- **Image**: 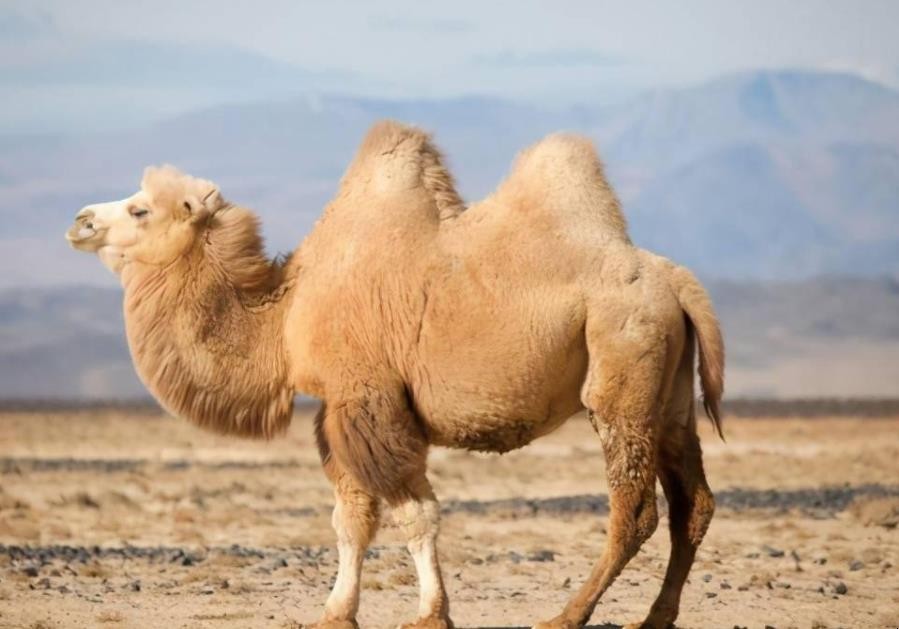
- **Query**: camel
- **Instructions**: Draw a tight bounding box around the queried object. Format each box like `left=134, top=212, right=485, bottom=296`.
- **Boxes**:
left=66, top=120, right=724, bottom=629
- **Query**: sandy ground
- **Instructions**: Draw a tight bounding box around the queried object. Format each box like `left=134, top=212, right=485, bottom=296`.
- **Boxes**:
left=1, top=408, right=898, bottom=629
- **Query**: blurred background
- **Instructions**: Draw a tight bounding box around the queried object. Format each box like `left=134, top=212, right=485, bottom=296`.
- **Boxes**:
left=1, top=0, right=898, bottom=400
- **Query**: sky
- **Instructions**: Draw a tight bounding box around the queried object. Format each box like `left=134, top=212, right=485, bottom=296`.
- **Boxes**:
left=2, top=0, right=899, bottom=132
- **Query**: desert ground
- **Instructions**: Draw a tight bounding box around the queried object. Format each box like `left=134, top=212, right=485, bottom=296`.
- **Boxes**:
left=1, top=406, right=897, bottom=629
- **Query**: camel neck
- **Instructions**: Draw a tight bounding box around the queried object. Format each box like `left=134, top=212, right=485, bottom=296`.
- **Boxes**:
left=121, top=244, right=296, bottom=438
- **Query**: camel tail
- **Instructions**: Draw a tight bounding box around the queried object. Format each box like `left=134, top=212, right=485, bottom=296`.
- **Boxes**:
left=672, top=266, right=725, bottom=440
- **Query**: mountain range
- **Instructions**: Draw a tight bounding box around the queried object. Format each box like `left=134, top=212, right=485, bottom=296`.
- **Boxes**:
left=2, top=69, right=898, bottom=288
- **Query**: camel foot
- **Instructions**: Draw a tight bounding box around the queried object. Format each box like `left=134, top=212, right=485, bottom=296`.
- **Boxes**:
left=305, top=619, right=358, bottom=629
left=397, top=614, right=454, bottom=629
left=532, top=616, right=579, bottom=629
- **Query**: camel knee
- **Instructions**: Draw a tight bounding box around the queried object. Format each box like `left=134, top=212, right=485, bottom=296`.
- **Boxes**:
left=333, top=479, right=380, bottom=546
left=393, top=496, right=441, bottom=547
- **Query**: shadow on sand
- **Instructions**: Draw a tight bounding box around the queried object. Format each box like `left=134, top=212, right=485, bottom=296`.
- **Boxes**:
left=462, top=626, right=621, bottom=629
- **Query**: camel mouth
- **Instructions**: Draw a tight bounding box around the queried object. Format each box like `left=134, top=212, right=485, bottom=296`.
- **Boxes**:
left=66, top=215, right=106, bottom=252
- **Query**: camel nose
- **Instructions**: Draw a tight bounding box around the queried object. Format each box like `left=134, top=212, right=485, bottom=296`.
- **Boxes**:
left=67, top=208, right=102, bottom=247
left=76, top=208, right=95, bottom=229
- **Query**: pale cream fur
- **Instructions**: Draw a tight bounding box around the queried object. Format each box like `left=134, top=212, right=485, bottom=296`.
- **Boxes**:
left=68, top=120, right=724, bottom=629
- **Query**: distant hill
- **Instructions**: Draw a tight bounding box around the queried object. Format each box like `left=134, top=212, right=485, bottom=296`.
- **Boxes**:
left=1, top=69, right=897, bottom=287
left=2, top=278, right=898, bottom=399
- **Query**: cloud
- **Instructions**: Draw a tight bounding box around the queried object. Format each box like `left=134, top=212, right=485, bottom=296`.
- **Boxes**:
left=367, top=16, right=472, bottom=33
left=471, top=49, right=628, bottom=69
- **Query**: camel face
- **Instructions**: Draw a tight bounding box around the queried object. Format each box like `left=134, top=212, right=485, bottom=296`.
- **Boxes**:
left=66, top=165, right=223, bottom=274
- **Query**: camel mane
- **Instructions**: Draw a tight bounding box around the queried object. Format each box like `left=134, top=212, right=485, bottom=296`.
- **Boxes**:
left=204, top=206, right=295, bottom=305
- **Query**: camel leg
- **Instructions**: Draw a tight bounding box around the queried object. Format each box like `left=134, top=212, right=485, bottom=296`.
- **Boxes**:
left=315, top=475, right=381, bottom=629
left=535, top=316, right=665, bottom=628
left=390, top=473, right=452, bottom=629
left=625, top=322, right=716, bottom=629
left=626, top=423, right=714, bottom=629
left=314, top=393, right=449, bottom=627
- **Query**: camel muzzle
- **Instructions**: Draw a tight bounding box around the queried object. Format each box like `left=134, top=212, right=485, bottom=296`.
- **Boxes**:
left=66, top=210, right=105, bottom=251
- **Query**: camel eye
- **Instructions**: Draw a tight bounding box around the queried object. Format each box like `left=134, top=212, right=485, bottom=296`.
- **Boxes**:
left=130, top=208, right=149, bottom=219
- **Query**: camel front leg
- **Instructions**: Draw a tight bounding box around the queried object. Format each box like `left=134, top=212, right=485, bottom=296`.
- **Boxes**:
left=390, top=474, right=451, bottom=629
left=316, top=477, right=380, bottom=629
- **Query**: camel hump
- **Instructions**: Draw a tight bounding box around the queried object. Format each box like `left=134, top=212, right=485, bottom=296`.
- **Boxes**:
left=498, top=133, right=628, bottom=237
left=341, top=120, right=465, bottom=220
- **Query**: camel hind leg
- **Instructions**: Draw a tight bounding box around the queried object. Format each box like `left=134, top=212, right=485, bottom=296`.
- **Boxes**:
left=619, top=314, right=716, bottom=629
left=627, top=356, right=715, bottom=629
left=535, top=311, right=667, bottom=628
left=629, top=426, right=714, bottom=629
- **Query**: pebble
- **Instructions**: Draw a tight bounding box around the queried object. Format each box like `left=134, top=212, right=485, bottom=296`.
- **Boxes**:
left=720, top=581, right=732, bottom=590
left=834, top=582, right=848, bottom=595
left=762, top=545, right=785, bottom=558
left=705, top=592, right=717, bottom=598
left=527, top=549, right=556, bottom=562
left=702, top=573, right=713, bottom=582
left=849, top=560, right=864, bottom=571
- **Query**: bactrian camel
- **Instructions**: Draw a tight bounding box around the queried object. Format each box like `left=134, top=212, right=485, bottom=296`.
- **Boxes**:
left=66, top=120, right=724, bottom=629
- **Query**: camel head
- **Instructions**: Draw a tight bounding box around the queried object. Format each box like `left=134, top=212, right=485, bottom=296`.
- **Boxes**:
left=66, top=165, right=225, bottom=275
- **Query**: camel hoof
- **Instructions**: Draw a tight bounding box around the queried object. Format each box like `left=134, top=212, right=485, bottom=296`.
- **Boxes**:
left=397, top=615, right=454, bottom=629
left=532, top=617, right=578, bottom=629
left=305, top=620, right=359, bottom=629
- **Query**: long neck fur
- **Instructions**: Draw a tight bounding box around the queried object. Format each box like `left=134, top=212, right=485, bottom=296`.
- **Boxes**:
left=122, top=206, right=296, bottom=438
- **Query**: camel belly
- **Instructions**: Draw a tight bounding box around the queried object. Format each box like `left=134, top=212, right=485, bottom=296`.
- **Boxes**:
left=425, top=400, right=583, bottom=453
left=412, top=330, right=589, bottom=454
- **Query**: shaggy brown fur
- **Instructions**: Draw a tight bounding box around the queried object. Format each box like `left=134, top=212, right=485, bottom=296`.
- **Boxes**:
left=121, top=168, right=296, bottom=438
left=68, top=120, right=725, bottom=629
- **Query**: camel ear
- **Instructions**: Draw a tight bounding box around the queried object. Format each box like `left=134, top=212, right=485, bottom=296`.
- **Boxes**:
left=183, top=182, right=223, bottom=222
